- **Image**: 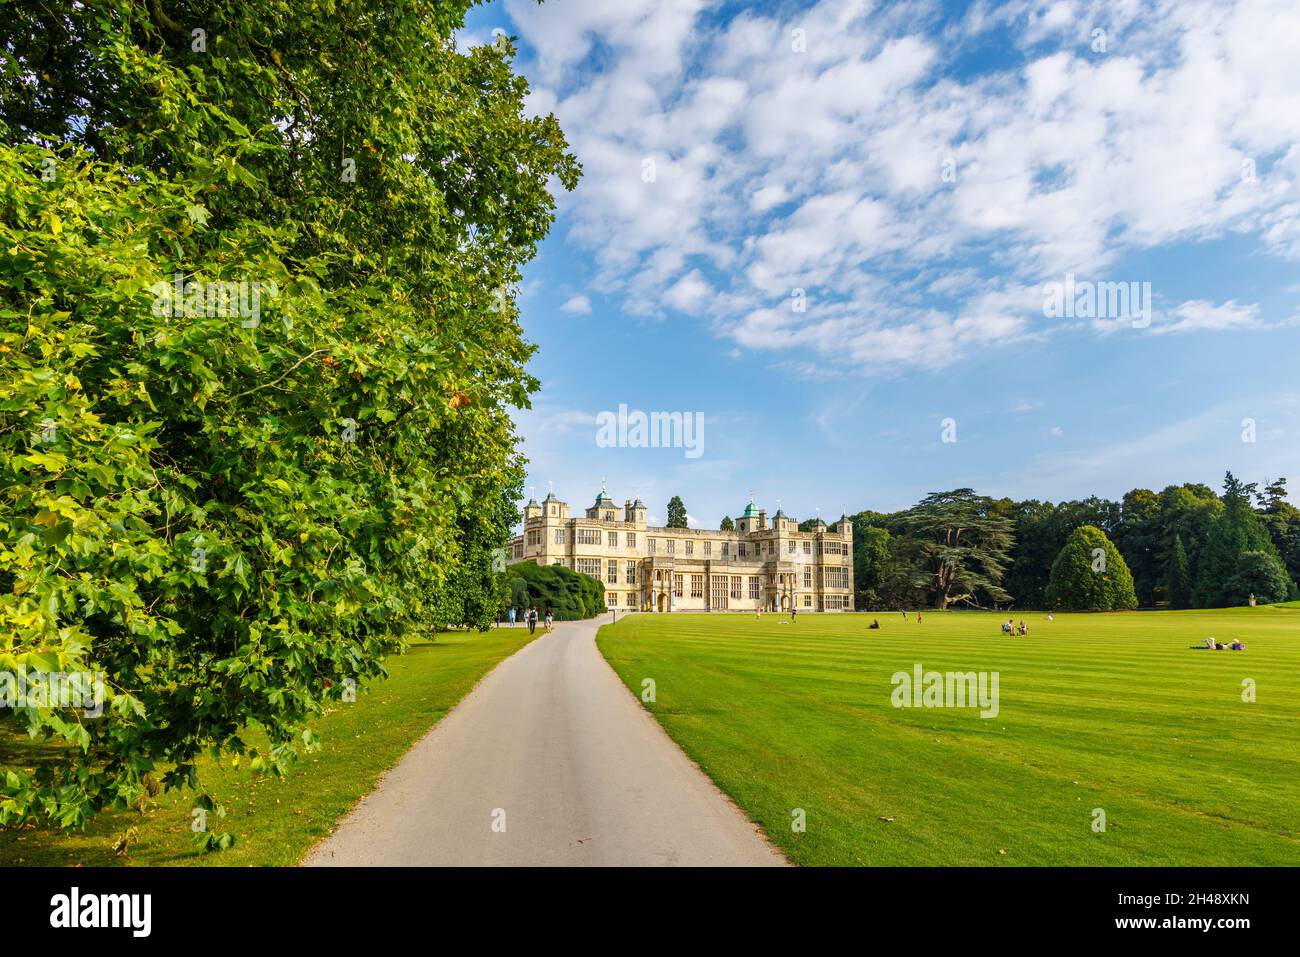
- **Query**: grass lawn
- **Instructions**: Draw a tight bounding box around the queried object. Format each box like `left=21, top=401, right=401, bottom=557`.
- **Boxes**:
left=0, top=628, right=532, bottom=866
left=598, top=606, right=1300, bottom=866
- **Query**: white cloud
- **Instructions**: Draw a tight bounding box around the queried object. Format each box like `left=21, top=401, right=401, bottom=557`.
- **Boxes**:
left=560, top=294, right=592, bottom=315
left=1151, top=299, right=1261, bottom=336
left=507, top=0, right=1300, bottom=370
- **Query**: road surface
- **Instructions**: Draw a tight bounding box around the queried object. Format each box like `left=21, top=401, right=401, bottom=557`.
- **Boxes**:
left=303, top=616, right=787, bottom=866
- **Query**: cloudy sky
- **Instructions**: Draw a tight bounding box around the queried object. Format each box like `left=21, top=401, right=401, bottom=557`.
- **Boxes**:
left=462, top=0, right=1300, bottom=528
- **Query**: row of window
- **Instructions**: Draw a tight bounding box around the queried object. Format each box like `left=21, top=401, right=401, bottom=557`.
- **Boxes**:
left=823, top=567, right=851, bottom=589
left=644, top=538, right=845, bottom=558
left=544, top=555, right=850, bottom=592
left=538, top=529, right=848, bottom=558
left=554, top=529, right=638, bottom=548
left=602, top=592, right=852, bottom=609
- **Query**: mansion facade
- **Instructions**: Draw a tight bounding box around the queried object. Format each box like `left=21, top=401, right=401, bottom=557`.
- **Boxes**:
left=508, top=488, right=854, bottom=613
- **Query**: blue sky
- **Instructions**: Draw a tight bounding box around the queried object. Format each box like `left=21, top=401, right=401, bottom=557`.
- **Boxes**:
left=462, top=0, right=1300, bottom=528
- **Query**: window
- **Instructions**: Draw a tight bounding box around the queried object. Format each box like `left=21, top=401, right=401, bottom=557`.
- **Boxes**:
left=526, top=529, right=541, bottom=546
left=607, top=531, right=618, bottom=548
left=803, top=540, right=811, bottom=554
left=690, top=574, right=704, bottom=598
left=711, top=575, right=729, bottom=609
left=648, top=538, right=656, bottom=555
left=607, top=560, right=618, bottom=584
left=576, top=558, right=601, bottom=577
left=626, top=532, right=636, bottom=548
left=803, top=568, right=812, bottom=588
left=666, top=540, right=675, bottom=555
left=738, top=543, right=747, bottom=558
left=576, top=528, right=601, bottom=545
left=703, top=541, right=711, bottom=556
left=608, top=592, right=617, bottom=606
left=554, top=529, right=566, bottom=545
left=550, top=506, right=556, bottom=516
left=673, top=574, right=683, bottom=598
left=721, top=543, right=730, bottom=559
left=730, top=575, right=743, bottom=600
left=604, top=511, right=615, bottom=521
left=788, top=540, right=797, bottom=553
left=685, top=540, right=693, bottom=556
left=748, top=576, right=760, bottom=600
left=626, top=561, right=638, bottom=584
left=803, top=594, right=812, bottom=607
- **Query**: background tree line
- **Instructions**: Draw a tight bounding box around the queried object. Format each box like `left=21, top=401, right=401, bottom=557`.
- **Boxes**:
left=852, top=473, right=1300, bottom=611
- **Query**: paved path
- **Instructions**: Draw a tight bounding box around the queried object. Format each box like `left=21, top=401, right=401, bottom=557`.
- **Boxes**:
left=303, top=616, right=786, bottom=866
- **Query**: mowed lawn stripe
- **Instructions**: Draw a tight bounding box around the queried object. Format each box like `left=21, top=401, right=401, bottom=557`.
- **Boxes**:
left=597, top=608, right=1300, bottom=865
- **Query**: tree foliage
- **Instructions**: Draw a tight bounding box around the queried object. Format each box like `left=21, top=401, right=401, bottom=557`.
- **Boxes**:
left=1194, top=473, right=1288, bottom=608
left=665, top=495, right=688, bottom=529
left=1166, top=533, right=1192, bottom=610
left=0, top=1, right=577, bottom=831
left=1045, top=525, right=1138, bottom=611
left=892, top=490, right=1014, bottom=609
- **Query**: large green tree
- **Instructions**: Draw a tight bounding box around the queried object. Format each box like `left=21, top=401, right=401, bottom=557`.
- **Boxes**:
left=0, top=1, right=577, bottom=832
left=666, top=495, right=688, bottom=529
left=1001, top=496, right=1122, bottom=608
left=1114, top=488, right=1162, bottom=606
left=850, top=513, right=893, bottom=608
left=1194, top=473, right=1288, bottom=607
left=1256, top=478, right=1300, bottom=597
left=1165, top=533, right=1192, bottom=609
left=893, top=490, right=1014, bottom=609
left=1045, top=525, right=1138, bottom=611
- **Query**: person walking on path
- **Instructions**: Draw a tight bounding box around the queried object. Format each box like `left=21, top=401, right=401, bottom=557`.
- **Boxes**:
left=545, top=607, right=554, bottom=631
left=527, top=607, right=537, bottom=635
left=508, top=606, right=517, bottom=627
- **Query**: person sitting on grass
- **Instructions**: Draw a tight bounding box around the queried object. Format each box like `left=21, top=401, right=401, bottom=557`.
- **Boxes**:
left=869, top=619, right=880, bottom=629
left=1018, top=620, right=1028, bottom=636
left=1001, top=620, right=1012, bottom=634
left=1231, top=639, right=1246, bottom=650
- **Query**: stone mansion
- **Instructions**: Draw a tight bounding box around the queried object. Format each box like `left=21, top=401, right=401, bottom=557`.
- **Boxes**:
left=508, top=487, right=855, bottom=613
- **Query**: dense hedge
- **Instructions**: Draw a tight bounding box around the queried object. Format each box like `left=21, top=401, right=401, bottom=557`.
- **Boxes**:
left=503, top=561, right=606, bottom=621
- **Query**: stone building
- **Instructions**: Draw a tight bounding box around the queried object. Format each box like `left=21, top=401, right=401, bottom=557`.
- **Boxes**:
left=508, top=486, right=855, bottom=613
